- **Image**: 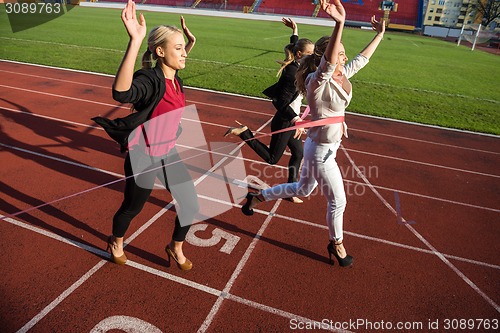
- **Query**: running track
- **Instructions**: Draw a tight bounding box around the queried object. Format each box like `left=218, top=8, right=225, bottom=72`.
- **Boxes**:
left=1, top=60, right=499, bottom=333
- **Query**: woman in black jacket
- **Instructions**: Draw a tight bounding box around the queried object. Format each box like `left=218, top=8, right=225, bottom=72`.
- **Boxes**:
left=93, top=0, right=198, bottom=270
left=224, top=18, right=313, bottom=204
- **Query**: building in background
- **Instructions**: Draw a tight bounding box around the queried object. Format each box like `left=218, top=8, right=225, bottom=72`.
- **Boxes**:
left=423, top=0, right=500, bottom=29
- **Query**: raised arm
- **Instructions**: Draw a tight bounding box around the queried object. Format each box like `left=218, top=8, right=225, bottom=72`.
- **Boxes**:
left=181, top=16, right=196, bottom=54
left=113, top=0, right=147, bottom=92
left=321, top=0, right=346, bottom=65
left=282, top=17, right=298, bottom=36
left=359, top=15, right=385, bottom=59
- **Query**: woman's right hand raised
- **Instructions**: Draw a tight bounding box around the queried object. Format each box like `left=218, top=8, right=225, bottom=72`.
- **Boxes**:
left=282, top=17, right=297, bottom=30
left=320, top=0, right=346, bottom=23
left=121, top=0, right=147, bottom=41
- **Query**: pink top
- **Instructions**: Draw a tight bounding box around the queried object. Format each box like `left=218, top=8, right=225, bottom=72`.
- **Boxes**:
left=128, top=78, right=185, bottom=156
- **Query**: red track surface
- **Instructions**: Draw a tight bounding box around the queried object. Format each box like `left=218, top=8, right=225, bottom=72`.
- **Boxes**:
left=1, top=60, right=499, bottom=333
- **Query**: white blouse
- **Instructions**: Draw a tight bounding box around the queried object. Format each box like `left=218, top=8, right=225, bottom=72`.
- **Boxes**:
left=305, top=53, right=369, bottom=144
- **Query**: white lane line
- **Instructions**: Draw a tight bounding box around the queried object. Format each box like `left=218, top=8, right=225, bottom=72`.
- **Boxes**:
left=0, top=38, right=276, bottom=72
left=197, top=200, right=317, bottom=333
left=2, top=214, right=334, bottom=332
left=0, top=37, right=126, bottom=53
left=341, top=146, right=500, bottom=313
left=0, top=69, right=111, bottom=89
left=5, top=205, right=172, bottom=333
left=3, top=106, right=497, bottom=180
left=3, top=141, right=498, bottom=270
left=3, top=104, right=498, bottom=178
left=195, top=118, right=281, bottom=333
left=271, top=214, right=500, bottom=270
left=345, top=148, right=500, bottom=178
left=0, top=84, right=123, bottom=109
left=2, top=61, right=499, bottom=143
left=2, top=135, right=499, bottom=214
left=2, top=103, right=498, bottom=187
left=354, top=79, right=500, bottom=105
left=0, top=81, right=500, bottom=155
left=0, top=106, right=104, bottom=130
left=6, top=113, right=274, bottom=331
left=126, top=260, right=222, bottom=296
left=1, top=215, right=111, bottom=259
left=227, top=293, right=352, bottom=333
left=126, top=261, right=343, bottom=331
left=0, top=106, right=269, bottom=136
left=0, top=84, right=274, bottom=117
left=0, top=143, right=123, bottom=178
left=342, top=179, right=500, bottom=213
left=2, top=52, right=498, bottom=104
left=16, top=261, right=107, bottom=333
left=348, top=128, right=500, bottom=155
left=1, top=59, right=498, bottom=326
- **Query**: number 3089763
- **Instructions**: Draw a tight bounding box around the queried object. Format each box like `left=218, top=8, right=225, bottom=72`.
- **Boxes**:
left=5, top=2, right=62, bottom=15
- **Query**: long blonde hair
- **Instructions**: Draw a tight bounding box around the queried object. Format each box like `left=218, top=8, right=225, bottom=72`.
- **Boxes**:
left=295, top=36, right=330, bottom=95
left=141, top=25, right=183, bottom=69
left=276, top=38, right=313, bottom=77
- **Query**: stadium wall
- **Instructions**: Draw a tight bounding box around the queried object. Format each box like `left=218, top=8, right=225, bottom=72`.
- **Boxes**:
left=93, top=0, right=423, bottom=30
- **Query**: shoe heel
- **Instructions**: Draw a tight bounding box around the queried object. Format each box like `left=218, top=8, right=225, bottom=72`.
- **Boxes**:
left=223, top=127, right=233, bottom=137
left=165, top=246, right=193, bottom=271
left=327, top=241, right=353, bottom=267
left=223, top=120, right=248, bottom=138
left=241, top=193, right=254, bottom=216
left=241, top=192, right=263, bottom=216
left=106, top=236, right=127, bottom=265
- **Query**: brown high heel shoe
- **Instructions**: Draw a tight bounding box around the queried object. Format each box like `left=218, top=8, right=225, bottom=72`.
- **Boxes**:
left=223, top=120, right=248, bottom=137
left=165, top=245, right=193, bottom=271
left=106, top=236, right=127, bottom=265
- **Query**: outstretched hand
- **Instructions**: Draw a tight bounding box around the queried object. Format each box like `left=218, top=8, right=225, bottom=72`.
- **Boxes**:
left=320, top=0, right=346, bottom=23
left=282, top=17, right=297, bottom=30
left=371, top=15, right=385, bottom=35
left=121, top=0, right=147, bottom=41
left=181, top=16, right=196, bottom=45
left=294, top=128, right=306, bottom=139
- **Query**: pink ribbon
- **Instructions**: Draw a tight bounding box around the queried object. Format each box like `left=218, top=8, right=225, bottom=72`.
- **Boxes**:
left=300, top=105, right=310, bottom=120
left=244, top=114, right=344, bottom=142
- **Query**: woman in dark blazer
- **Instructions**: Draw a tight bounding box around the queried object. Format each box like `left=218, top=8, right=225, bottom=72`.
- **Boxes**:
left=92, top=1, right=198, bottom=270
left=225, top=18, right=313, bottom=204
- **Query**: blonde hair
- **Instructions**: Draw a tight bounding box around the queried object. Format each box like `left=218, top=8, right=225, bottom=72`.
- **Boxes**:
left=276, top=38, right=313, bottom=77
left=295, top=36, right=330, bottom=95
left=130, top=25, right=183, bottom=112
left=141, top=25, right=183, bottom=69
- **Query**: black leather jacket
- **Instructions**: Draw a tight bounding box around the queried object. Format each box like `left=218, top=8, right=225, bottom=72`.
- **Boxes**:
left=92, top=65, right=183, bottom=152
left=262, top=34, right=300, bottom=122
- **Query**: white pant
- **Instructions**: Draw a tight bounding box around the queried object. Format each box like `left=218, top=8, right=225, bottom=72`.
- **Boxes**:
left=261, top=137, right=346, bottom=241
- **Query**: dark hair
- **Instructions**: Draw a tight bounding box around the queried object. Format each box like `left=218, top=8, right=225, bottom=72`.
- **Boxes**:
left=295, top=36, right=330, bottom=94
left=276, top=38, right=313, bottom=77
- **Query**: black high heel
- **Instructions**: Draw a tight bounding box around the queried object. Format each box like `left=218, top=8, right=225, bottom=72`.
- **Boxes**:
left=327, top=241, right=353, bottom=267
left=241, top=192, right=263, bottom=216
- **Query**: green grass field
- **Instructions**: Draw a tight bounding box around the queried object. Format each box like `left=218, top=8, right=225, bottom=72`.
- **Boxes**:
left=1, top=5, right=499, bottom=135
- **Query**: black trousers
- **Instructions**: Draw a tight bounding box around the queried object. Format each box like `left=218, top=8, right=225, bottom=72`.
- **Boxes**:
left=239, top=115, right=303, bottom=183
left=112, top=148, right=199, bottom=242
